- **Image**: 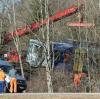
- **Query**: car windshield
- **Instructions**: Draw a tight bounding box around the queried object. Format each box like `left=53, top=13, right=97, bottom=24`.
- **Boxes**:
left=0, top=65, right=10, bottom=73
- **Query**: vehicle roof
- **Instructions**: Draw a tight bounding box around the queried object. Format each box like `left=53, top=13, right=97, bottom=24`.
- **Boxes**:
left=0, top=59, right=12, bottom=67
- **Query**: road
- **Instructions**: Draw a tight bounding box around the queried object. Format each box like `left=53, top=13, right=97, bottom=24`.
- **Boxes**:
left=0, top=93, right=100, bottom=99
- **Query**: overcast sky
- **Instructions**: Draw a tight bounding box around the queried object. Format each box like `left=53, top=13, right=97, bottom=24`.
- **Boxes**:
left=0, top=0, right=21, bottom=13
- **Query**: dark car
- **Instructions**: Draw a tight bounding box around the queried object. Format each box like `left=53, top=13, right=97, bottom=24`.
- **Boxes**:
left=0, top=60, right=27, bottom=93
left=15, top=74, right=27, bottom=92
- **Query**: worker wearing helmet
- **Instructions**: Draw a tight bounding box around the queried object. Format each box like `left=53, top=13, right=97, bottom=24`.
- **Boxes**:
left=8, top=66, right=17, bottom=93
left=0, top=68, right=6, bottom=93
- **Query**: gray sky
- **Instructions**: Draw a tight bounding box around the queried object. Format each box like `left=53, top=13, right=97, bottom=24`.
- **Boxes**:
left=0, top=0, right=21, bottom=13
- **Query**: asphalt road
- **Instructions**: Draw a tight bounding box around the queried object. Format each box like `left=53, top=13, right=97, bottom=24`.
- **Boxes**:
left=0, top=93, right=100, bottom=99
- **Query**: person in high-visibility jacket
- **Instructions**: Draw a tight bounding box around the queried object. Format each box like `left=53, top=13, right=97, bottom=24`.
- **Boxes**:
left=8, top=66, right=17, bottom=93
left=73, top=72, right=81, bottom=89
left=0, top=68, right=6, bottom=93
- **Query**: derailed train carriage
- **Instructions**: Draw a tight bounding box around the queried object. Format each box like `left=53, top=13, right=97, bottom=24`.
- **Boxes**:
left=26, top=39, right=100, bottom=75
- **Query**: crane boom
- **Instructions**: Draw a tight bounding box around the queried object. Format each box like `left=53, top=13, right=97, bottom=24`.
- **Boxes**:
left=4, top=3, right=82, bottom=43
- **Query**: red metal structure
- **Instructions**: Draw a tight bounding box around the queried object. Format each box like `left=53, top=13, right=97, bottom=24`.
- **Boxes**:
left=65, top=0, right=95, bottom=28
left=66, top=22, right=95, bottom=28
left=4, top=1, right=83, bottom=63
left=4, top=2, right=83, bottom=43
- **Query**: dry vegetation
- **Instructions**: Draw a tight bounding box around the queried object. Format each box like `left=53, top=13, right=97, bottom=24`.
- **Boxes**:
left=0, top=0, right=100, bottom=93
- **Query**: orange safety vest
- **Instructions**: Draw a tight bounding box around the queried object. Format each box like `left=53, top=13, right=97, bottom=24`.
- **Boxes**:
left=0, top=71, right=5, bottom=81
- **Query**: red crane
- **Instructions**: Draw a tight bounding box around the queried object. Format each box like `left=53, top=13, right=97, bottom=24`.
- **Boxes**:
left=4, top=2, right=83, bottom=43
left=4, top=1, right=83, bottom=63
